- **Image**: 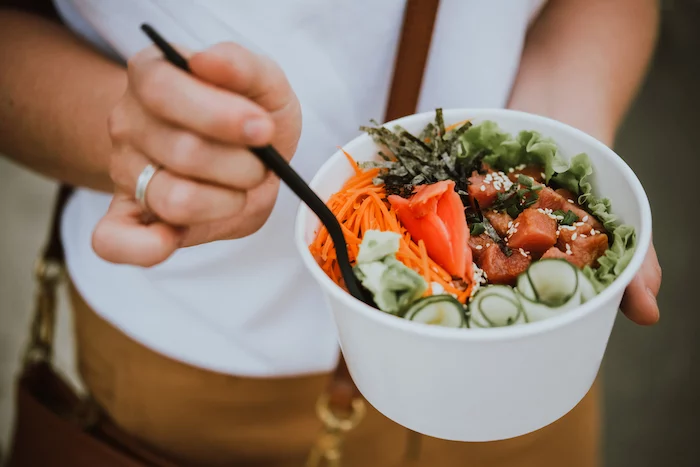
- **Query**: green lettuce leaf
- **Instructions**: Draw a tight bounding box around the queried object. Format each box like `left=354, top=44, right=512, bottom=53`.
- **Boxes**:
left=550, top=152, right=620, bottom=232
left=460, top=123, right=568, bottom=182
left=582, top=225, right=636, bottom=292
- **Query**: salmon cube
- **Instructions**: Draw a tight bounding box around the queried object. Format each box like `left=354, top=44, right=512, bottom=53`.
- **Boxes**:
left=572, top=233, right=609, bottom=267
left=532, top=187, right=565, bottom=211
left=467, top=170, right=512, bottom=208
left=468, top=173, right=498, bottom=208
left=555, top=188, right=605, bottom=231
left=542, top=246, right=570, bottom=262
left=484, top=210, right=513, bottom=238
left=508, top=165, right=545, bottom=184
left=561, top=201, right=605, bottom=231
left=545, top=232, right=609, bottom=268
left=556, top=223, right=593, bottom=247
left=479, top=244, right=531, bottom=285
left=534, top=187, right=605, bottom=232
left=555, top=188, right=577, bottom=201
left=468, top=233, right=493, bottom=262
left=507, top=208, right=558, bottom=257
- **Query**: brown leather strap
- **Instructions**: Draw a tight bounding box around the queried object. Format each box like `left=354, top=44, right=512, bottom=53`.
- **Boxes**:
left=328, top=0, right=441, bottom=413
left=384, top=0, right=441, bottom=123
left=44, top=185, right=74, bottom=264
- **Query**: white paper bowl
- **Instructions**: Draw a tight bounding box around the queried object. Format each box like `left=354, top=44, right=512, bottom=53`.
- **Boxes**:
left=294, top=109, right=652, bottom=442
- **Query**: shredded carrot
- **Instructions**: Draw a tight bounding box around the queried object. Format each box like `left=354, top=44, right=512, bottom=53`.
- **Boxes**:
left=340, top=149, right=359, bottom=175
left=444, top=119, right=471, bottom=133
left=418, top=239, right=432, bottom=296
left=309, top=151, right=473, bottom=304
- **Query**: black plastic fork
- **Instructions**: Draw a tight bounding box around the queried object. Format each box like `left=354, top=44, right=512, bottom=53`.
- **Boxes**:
left=140, top=24, right=372, bottom=306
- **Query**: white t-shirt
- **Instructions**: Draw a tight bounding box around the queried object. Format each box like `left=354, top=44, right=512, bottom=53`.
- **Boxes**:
left=55, top=0, right=547, bottom=376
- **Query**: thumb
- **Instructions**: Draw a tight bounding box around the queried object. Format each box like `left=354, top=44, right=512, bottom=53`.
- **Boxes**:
left=92, top=191, right=186, bottom=267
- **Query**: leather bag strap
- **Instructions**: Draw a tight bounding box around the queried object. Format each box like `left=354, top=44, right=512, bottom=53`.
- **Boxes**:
left=325, top=0, right=441, bottom=415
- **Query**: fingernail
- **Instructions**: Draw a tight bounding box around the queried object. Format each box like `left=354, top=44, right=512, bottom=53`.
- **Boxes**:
left=243, top=118, right=268, bottom=142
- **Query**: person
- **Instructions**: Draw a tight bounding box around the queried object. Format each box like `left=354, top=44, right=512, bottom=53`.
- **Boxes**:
left=0, top=0, right=662, bottom=466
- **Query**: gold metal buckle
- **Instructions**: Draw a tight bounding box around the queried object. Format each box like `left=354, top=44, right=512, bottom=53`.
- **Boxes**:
left=305, top=393, right=366, bottom=467
left=22, top=256, right=64, bottom=366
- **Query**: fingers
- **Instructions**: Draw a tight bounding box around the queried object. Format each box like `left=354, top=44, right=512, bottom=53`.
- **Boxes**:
left=116, top=101, right=267, bottom=190
left=96, top=43, right=300, bottom=267
left=620, top=244, right=661, bottom=325
left=189, top=43, right=302, bottom=159
left=128, top=50, right=274, bottom=146
left=92, top=192, right=185, bottom=267
left=110, top=146, right=247, bottom=225
left=189, top=42, right=294, bottom=113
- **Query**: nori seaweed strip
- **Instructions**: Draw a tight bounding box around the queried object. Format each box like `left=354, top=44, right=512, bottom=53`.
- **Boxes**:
left=419, top=122, right=436, bottom=141
left=360, top=125, right=402, bottom=151
left=378, top=151, right=393, bottom=161
left=399, top=130, right=432, bottom=155
left=450, top=120, right=473, bottom=139
left=435, top=108, right=446, bottom=139
left=463, top=148, right=489, bottom=174
left=360, top=111, right=487, bottom=205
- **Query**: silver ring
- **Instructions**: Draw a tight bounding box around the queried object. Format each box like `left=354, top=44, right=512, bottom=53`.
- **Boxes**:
left=135, top=164, right=160, bottom=213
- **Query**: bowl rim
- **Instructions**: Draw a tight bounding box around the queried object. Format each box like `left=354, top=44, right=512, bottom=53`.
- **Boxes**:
left=294, top=108, right=652, bottom=342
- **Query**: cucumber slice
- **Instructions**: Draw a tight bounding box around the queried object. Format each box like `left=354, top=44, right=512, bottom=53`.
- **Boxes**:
left=404, top=295, right=466, bottom=328
left=516, top=273, right=536, bottom=301
left=517, top=290, right=582, bottom=322
left=578, top=271, right=596, bottom=303
left=469, top=286, right=526, bottom=328
left=525, top=259, right=579, bottom=307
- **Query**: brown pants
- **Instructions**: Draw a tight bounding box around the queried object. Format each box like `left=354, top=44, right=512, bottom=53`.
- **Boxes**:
left=70, top=285, right=600, bottom=467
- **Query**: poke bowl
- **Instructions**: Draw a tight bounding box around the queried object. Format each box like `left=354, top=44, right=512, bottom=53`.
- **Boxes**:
left=294, top=108, right=651, bottom=442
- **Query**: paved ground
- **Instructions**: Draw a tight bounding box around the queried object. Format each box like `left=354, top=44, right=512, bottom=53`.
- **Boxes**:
left=1, top=4, right=698, bottom=465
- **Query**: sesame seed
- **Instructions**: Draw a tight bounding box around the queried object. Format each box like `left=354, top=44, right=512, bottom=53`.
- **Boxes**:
left=486, top=243, right=491, bottom=248
left=568, top=199, right=574, bottom=203
left=574, top=222, right=585, bottom=227
left=541, top=172, right=546, bottom=179
left=508, top=168, right=515, bottom=173
left=580, top=234, right=587, bottom=238
left=565, top=243, right=573, bottom=255
left=508, top=221, right=513, bottom=228
left=515, top=222, right=520, bottom=228
left=556, top=231, right=560, bottom=236
left=571, top=233, right=578, bottom=241
left=582, top=215, right=589, bottom=222
left=516, top=164, right=526, bottom=170
left=475, top=245, right=483, bottom=250
left=493, top=182, right=502, bottom=190
left=480, top=185, right=486, bottom=192
left=518, top=248, right=529, bottom=257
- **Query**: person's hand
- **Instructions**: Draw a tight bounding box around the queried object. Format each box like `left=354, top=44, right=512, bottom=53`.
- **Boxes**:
left=93, top=42, right=301, bottom=267
left=620, top=240, right=661, bottom=325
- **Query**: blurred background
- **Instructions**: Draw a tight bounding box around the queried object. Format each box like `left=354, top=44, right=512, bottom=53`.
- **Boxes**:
left=1, top=1, right=699, bottom=465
